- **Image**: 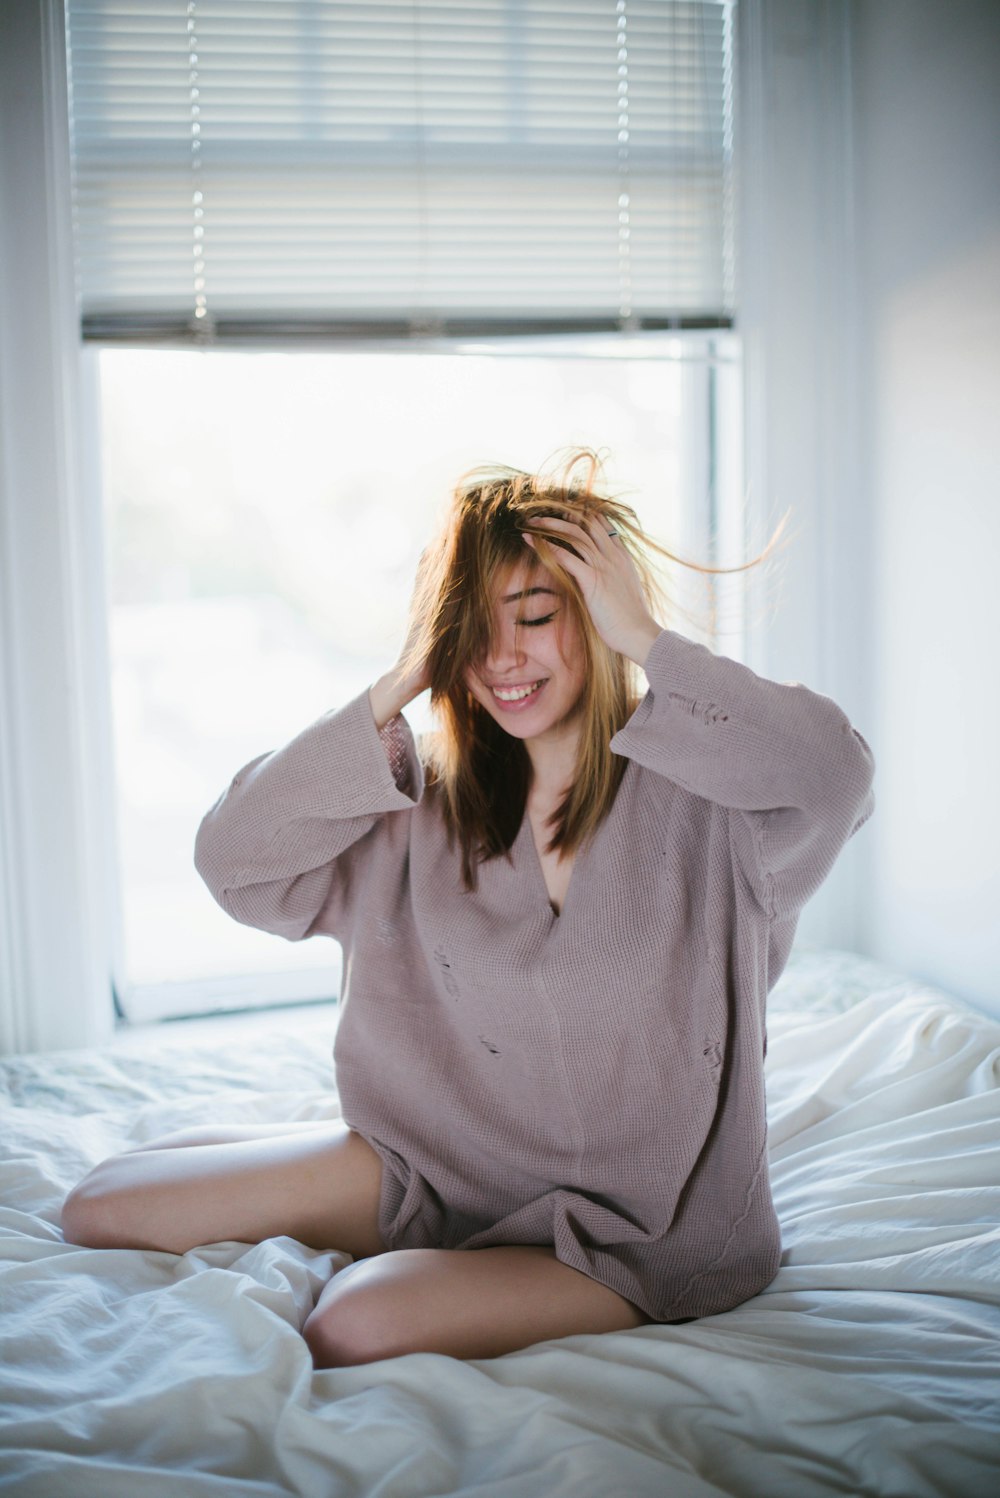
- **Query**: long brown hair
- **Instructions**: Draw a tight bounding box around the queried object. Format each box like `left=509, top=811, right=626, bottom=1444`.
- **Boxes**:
left=400, top=448, right=788, bottom=891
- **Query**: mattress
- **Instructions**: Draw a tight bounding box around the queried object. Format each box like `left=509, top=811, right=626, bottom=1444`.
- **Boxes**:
left=1, top=946, right=998, bottom=1497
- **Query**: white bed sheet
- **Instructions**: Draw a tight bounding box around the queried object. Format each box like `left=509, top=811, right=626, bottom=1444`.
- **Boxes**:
left=1, top=946, right=998, bottom=1498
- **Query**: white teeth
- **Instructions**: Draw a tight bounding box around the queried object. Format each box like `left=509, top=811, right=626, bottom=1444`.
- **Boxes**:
left=493, top=680, right=543, bottom=702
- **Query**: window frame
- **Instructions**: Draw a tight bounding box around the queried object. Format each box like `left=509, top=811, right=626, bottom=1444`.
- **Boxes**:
left=97, top=328, right=744, bottom=1025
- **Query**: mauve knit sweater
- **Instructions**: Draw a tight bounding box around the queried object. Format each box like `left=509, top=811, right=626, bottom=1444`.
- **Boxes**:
left=194, top=626, right=876, bottom=1322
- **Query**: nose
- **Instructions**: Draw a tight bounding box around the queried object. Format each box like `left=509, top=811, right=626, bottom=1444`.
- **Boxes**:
left=483, top=617, right=527, bottom=676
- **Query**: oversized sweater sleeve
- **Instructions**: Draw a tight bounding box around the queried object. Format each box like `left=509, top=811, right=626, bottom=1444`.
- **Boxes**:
left=193, top=687, right=423, bottom=941
left=609, top=627, right=876, bottom=922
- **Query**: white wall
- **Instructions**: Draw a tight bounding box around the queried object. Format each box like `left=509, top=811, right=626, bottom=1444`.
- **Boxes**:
left=851, top=1, right=1000, bottom=1014
left=737, top=0, right=872, bottom=955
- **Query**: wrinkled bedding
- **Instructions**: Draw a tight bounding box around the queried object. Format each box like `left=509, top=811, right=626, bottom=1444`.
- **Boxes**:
left=1, top=946, right=998, bottom=1497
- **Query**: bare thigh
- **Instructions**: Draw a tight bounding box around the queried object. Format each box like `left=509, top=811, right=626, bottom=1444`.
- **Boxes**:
left=61, top=1119, right=385, bottom=1259
left=303, top=1245, right=651, bottom=1367
left=121, top=1120, right=339, bottom=1152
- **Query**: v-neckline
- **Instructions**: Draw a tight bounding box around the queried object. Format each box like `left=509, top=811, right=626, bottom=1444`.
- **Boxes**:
left=517, top=809, right=585, bottom=921
left=517, top=759, right=631, bottom=919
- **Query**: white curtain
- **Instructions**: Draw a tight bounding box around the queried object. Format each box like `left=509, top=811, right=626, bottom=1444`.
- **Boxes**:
left=0, top=0, right=116, bottom=1056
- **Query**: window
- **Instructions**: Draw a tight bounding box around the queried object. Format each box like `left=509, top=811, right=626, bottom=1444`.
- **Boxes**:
left=99, top=333, right=745, bottom=1021
left=64, top=1, right=744, bottom=1022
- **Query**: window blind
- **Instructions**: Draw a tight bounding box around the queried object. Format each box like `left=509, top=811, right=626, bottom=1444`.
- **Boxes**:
left=66, top=0, right=735, bottom=341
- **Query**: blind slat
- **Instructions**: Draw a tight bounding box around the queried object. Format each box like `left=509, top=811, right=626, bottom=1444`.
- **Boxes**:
left=66, top=0, right=735, bottom=339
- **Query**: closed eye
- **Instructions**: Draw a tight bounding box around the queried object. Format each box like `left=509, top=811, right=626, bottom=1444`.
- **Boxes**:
left=519, top=611, right=558, bottom=627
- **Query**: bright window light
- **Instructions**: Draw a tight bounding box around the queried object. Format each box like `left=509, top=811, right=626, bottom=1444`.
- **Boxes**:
left=98, top=335, right=744, bottom=1020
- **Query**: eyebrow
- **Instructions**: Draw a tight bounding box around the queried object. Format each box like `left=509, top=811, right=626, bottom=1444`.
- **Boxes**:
left=501, top=586, right=559, bottom=604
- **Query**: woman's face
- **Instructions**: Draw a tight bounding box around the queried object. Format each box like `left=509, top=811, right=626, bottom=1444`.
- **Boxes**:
left=463, top=557, right=588, bottom=745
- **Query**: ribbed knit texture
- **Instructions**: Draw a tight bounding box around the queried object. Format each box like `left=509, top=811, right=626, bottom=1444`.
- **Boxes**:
left=194, top=627, right=875, bottom=1321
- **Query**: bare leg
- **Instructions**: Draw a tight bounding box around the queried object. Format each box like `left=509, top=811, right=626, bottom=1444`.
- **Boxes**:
left=302, top=1245, right=651, bottom=1367
left=61, top=1120, right=385, bottom=1259
left=63, top=1127, right=652, bottom=1364
left=120, top=1120, right=337, bottom=1152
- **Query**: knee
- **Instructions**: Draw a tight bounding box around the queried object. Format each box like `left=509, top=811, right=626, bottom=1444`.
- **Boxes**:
left=302, top=1262, right=414, bottom=1369
left=60, top=1163, right=131, bottom=1248
left=61, top=1174, right=104, bottom=1246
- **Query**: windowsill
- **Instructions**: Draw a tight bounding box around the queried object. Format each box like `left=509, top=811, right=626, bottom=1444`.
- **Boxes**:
left=110, top=999, right=339, bottom=1054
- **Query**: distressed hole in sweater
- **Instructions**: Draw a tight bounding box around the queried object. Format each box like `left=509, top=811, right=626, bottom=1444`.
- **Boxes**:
left=667, top=692, right=698, bottom=714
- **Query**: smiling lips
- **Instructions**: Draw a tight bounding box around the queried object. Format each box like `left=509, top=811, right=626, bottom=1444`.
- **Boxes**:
left=491, top=678, right=547, bottom=707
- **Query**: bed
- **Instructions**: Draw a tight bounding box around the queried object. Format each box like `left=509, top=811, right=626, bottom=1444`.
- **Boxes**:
left=1, top=944, right=998, bottom=1498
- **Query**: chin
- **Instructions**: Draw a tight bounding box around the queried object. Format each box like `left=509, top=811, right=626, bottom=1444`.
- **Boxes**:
left=486, top=697, right=584, bottom=742
left=467, top=671, right=586, bottom=741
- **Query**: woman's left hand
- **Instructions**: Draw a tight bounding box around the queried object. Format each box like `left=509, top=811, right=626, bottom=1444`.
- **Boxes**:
left=523, top=515, right=662, bottom=668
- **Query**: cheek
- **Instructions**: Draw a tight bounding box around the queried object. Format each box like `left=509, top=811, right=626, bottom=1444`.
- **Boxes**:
left=463, top=664, right=493, bottom=706
left=554, top=616, right=586, bottom=676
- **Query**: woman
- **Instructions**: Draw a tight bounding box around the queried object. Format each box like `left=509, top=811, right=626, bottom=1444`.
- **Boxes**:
left=62, top=450, right=876, bottom=1368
